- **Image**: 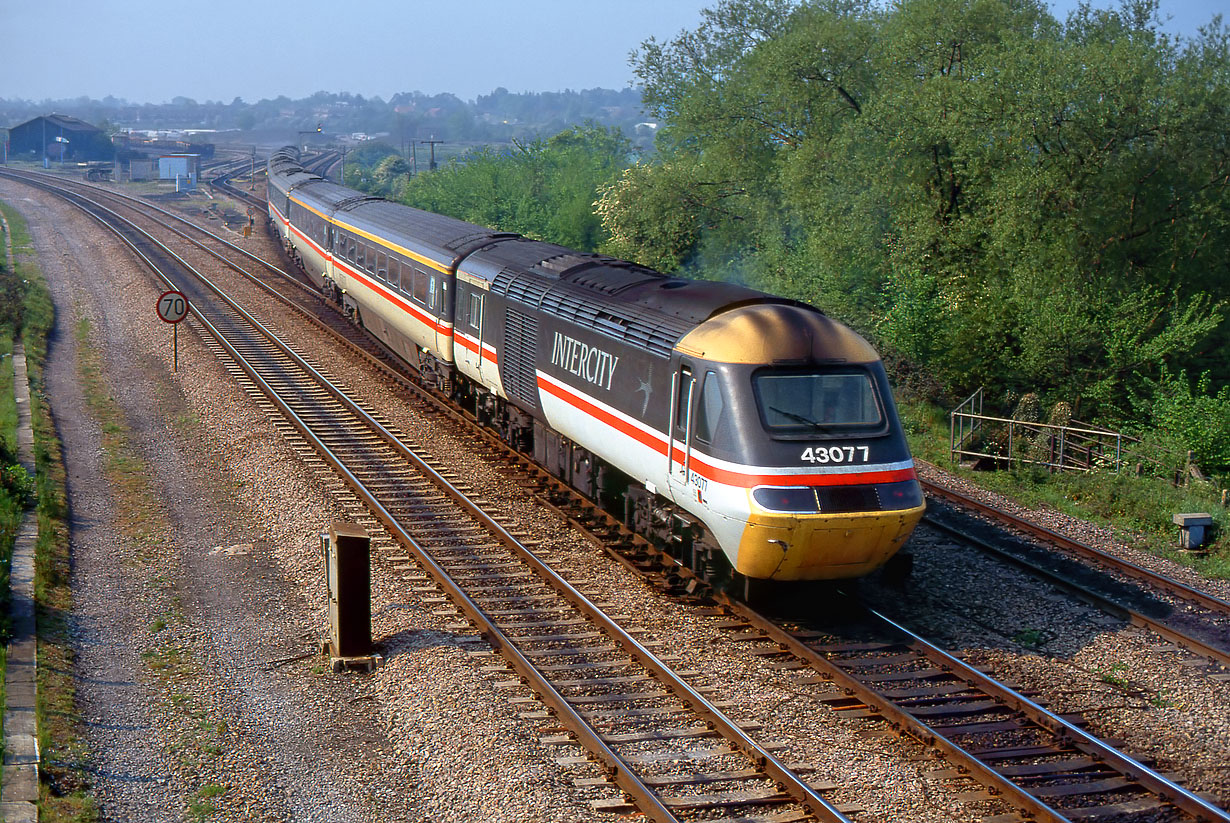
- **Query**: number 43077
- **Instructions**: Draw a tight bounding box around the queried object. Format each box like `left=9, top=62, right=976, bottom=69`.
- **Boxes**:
left=801, top=445, right=869, bottom=464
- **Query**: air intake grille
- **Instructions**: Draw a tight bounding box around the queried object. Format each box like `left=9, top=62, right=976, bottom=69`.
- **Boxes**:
left=494, top=270, right=684, bottom=358
left=502, top=309, right=539, bottom=409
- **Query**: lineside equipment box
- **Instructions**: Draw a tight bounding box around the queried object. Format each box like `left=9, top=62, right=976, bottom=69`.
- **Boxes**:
left=321, top=522, right=372, bottom=659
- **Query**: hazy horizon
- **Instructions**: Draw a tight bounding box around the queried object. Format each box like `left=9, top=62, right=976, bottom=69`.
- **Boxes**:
left=2, top=0, right=1225, bottom=107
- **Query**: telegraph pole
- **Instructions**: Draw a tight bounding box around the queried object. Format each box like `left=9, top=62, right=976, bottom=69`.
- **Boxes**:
left=339, top=147, right=351, bottom=185
left=420, top=135, right=443, bottom=171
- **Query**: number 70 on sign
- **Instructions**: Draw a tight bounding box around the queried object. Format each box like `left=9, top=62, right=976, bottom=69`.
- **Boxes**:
left=157, top=290, right=189, bottom=324
left=156, top=290, right=189, bottom=372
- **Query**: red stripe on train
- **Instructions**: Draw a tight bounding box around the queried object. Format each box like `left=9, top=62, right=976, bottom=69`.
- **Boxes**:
left=537, top=375, right=916, bottom=489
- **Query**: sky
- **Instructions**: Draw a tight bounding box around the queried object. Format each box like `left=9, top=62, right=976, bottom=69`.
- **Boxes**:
left=1, top=0, right=1227, bottom=105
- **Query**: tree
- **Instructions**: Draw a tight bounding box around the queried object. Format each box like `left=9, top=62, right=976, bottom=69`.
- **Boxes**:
left=396, top=123, right=633, bottom=252
left=610, top=0, right=1229, bottom=419
left=372, top=155, right=411, bottom=194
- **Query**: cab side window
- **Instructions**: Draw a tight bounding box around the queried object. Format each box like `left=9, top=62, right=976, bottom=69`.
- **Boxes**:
left=694, top=371, right=726, bottom=445
left=469, top=292, right=482, bottom=331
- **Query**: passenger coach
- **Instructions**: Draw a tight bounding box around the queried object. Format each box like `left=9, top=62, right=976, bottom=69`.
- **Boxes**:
left=268, top=147, right=925, bottom=588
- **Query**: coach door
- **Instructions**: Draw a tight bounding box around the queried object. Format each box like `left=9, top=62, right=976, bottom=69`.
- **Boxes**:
left=429, top=276, right=454, bottom=359
left=668, top=363, right=695, bottom=495
left=472, top=292, right=489, bottom=381
left=457, top=288, right=486, bottom=381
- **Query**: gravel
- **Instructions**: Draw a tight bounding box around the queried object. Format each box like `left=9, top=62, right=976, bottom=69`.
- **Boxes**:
left=8, top=172, right=1229, bottom=822
left=1, top=178, right=591, bottom=822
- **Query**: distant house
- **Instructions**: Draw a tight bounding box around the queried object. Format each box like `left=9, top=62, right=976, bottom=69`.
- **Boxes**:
left=6, top=114, right=114, bottom=162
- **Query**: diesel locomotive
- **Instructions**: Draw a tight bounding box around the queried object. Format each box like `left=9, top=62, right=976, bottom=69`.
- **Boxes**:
left=267, top=147, right=924, bottom=588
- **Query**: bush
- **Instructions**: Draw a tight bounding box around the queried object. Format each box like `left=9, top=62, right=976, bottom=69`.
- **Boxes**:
left=1150, top=369, right=1230, bottom=475
left=1, top=464, right=33, bottom=508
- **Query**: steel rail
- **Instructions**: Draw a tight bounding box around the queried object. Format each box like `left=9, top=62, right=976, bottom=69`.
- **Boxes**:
left=719, top=590, right=1230, bottom=823
left=921, top=477, right=1230, bottom=615
left=715, top=592, right=1073, bottom=823
left=18, top=174, right=854, bottom=823
left=187, top=308, right=682, bottom=823
left=924, top=516, right=1230, bottom=669
left=0, top=171, right=379, bottom=382
left=0, top=168, right=305, bottom=291
left=868, top=606, right=1230, bottom=823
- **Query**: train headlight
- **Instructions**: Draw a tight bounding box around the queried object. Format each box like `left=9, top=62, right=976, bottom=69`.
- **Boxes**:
left=752, top=487, right=819, bottom=513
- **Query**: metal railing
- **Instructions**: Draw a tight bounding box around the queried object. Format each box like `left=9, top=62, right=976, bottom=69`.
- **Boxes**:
left=950, top=391, right=1190, bottom=478
left=950, top=387, right=984, bottom=460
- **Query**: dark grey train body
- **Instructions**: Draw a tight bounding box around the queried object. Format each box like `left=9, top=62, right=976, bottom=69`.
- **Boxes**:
left=268, top=147, right=924, bottom=582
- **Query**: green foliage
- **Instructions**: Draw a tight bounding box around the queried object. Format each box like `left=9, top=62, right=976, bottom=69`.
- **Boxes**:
left=1, top=464, right=33, bottom=509
left=615, top=0, right=1230, bottom=420
left=900, top=395, right=1229, bottom=573
left=386, top=123, right=633, bottom=252
left=341, top=142, right=400, bottom=188
left=1149, top=369, right=1230, bottom=473
left=595, top=158, right=742, bottom=269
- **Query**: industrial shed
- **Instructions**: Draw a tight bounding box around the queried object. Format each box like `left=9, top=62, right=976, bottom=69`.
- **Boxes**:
left=5, top=114, right=114, bottom=162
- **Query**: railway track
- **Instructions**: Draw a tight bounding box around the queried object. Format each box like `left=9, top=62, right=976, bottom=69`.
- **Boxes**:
left=8, top=168, right=1229, bottom=822
left=710, top=594, right=1228, bottom=823
left=917, top=477, right=1230, bottom=675
left=7, top=169, right=860, bottom=823
left=0, top=167, right=390, bottom=358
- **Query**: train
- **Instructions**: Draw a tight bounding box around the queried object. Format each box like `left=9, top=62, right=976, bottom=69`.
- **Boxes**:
left=266, top=146, right=924, bottom=592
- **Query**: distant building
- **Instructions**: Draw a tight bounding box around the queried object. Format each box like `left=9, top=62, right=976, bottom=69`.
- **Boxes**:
left=6, top=114, right=114, bottom=162
left=127, top=158, right=156, bottom=181
left=158, top=154, right=199, bottom=188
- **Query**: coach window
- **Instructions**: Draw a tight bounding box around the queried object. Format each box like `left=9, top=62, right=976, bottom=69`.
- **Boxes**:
left=346, top=238, right=357, bottom=263
left=413, top=268, right=429, bottom=304
left=376, top=252, right=388, bottom=281
left=387, top=260, right=400, bottom=290
left=427, top=277, right=437, bottom=311
left=694, top=371, right=726, bottom=445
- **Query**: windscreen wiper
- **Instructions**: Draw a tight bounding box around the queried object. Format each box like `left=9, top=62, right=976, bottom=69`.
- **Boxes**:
left=770, top=406, right=823, bottom=427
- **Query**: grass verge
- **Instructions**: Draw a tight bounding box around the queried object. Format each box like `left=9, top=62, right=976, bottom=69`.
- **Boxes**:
left=0, top=197, right=96, bottom=820
left=900, top=399, right=1230, bottom=578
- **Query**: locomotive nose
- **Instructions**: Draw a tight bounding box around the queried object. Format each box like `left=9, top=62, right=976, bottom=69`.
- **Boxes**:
left=736, top=501, right=925, bottom=580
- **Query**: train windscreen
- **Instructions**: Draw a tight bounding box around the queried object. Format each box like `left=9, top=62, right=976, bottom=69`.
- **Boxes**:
left=753, top=371, right=882, bottom=431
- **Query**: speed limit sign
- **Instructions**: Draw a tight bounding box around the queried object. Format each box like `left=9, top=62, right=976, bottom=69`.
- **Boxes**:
left=157, top=290, right=189, bottom=372
left=157, top=290, right=189, bottom=324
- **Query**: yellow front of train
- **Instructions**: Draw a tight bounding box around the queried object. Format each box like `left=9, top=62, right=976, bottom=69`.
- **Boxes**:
left=675, top=304, right=926, bottom=581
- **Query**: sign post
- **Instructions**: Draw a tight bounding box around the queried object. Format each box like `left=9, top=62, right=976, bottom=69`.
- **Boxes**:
left=156, top=290, right=189, bottom=371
